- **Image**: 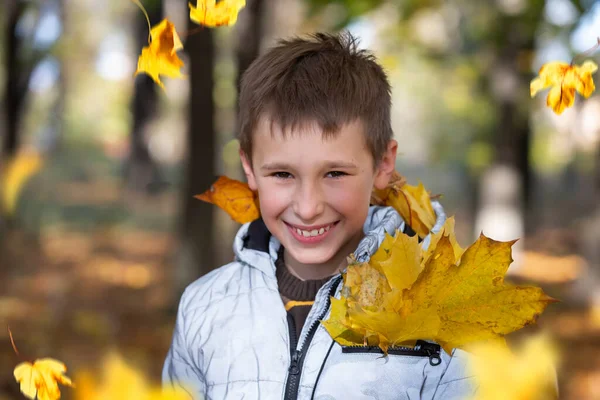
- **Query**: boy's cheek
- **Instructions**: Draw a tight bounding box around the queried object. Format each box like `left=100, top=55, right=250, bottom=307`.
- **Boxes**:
left=255, top=183, right=290, bottom=215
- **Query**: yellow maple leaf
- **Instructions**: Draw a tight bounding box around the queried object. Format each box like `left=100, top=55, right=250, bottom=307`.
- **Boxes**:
left=342, top=261, right=391, bottom=310
left=189, top=0, right=246, bottom=27
left=0, top=150, right=43, bottom=216
left=468, top=334, right=559, bottom=400
left=14, top=358, right=75, bottom=400
left=530, top=60, right=597, bottom=115
left=75, top=352, right=189, bottom=400
left=369, top=231, right=422, bottom=291
left=135, top=19, right=185, bottom=89
left=322, top=223, right=556, bottom=354
left=195, top=175, right=260, bottom=224
left=422, top=216, right=464, bottom=265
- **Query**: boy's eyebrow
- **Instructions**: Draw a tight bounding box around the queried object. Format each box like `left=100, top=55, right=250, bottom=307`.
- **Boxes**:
left=260, top=161, right=358, bottom=170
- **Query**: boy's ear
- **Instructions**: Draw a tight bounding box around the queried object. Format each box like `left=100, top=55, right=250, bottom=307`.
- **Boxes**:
left=239, top=150, right=258, bottom=191
left=373, top=139, right=398, bottom=190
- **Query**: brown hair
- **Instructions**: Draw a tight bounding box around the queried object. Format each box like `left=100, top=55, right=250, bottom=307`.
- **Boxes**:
left=238, top=31, right=393, bottom=165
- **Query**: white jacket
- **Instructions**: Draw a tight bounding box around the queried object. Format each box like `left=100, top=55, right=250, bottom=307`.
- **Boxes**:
left=163, top=205, right=477, bottom=399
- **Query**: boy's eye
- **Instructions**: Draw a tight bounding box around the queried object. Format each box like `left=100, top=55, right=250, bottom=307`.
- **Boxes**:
left=272, top=172, right=292, bottom=179
left=326, top=171, right=347, bottom=178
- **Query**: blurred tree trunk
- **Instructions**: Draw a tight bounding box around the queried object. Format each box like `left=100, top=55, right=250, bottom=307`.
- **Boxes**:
left=474, top=6, right=541, bottom=273
left=177, top=26, right=216, bottom=291
left=3, top=0, right=27, bottom=158
left=235, top=0, right=264, bottom=100
left=125, top=0, right=165, bottom=193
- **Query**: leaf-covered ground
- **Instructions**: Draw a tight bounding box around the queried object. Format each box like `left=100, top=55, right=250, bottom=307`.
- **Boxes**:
left=0, top=172, right=599, bottom=399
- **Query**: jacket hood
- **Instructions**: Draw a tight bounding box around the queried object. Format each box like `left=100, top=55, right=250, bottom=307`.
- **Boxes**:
left=232, top=204, right=447, bottom=278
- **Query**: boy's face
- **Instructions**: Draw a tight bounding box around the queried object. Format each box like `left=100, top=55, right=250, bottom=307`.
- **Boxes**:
left=241, top=117, right=397, bottom=267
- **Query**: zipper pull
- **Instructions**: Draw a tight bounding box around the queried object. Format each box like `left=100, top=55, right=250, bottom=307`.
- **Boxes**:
left=289, top=350, right=301, bottom=375
left=416, top=341, right=442, bottom=366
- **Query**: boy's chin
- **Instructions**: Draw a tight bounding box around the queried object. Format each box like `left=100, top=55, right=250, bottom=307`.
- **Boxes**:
left=282, top=243, right=343, bottom=266
left=286, top=249, right=334, bottom=265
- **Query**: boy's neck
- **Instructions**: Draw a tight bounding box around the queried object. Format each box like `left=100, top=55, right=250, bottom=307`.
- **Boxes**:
left=282, top=232, right=364, bottom=281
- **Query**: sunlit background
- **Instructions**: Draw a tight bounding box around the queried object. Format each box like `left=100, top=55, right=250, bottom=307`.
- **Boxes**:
left=0, top=0, right=599, bottom=398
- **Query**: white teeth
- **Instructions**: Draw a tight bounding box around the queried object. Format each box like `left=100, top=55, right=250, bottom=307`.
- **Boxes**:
left=294, top=224, right=332, bottom=238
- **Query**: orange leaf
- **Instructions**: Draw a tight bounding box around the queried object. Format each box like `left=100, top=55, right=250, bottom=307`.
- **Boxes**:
left=189, top=0, right=246, bottom=27
left=195, top=176, right=259, bottom=224
left=135, top=19, right=184, bottom=89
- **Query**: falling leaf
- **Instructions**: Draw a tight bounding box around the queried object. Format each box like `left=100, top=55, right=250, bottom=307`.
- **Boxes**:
left=135, top=19, right=185, bottom=89
left=189, top=0, right=246, bottom=27
left=322, top=223, right=556, bottom=355
left=0, top=151, right=43, bottom=216
left=14, top=358, right=75, bottom=400
left=195, top=175, right=260, bottom=223
left=468, top=334, right=559, bottom=400
left=75, top=352, right=189, bottom=400
left=530, top=60, right=597, bottom=115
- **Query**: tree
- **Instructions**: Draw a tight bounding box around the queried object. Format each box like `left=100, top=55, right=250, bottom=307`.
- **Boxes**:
left=235, top=0, right=265, bottom=101
left=3, top=0, right=29, bottom=158
left=176, top=24, right=216, bottom=292
left=125, top=0, right=166, bottom=193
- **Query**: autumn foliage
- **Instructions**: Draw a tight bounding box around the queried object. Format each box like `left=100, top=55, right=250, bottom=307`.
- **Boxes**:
left=321, top=220, right=556, bottom=354
left=530, top=60, right=597, bottom=115
left=133, top=0, right=247, bottom=89
left=195, top=175, right=260, bottom=224
left=197, top=172, right=556, bottom=356
left=135, top=19, right=185, bottom=90
left=13, top=359, right=75, bottom=400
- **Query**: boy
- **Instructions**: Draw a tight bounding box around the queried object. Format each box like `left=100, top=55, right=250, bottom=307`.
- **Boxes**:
left=163, top=32, right=477, bottom=399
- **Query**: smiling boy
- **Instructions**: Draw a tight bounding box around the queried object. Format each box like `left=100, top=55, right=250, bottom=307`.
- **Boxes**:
left=163, top=32, right=477, bottom=399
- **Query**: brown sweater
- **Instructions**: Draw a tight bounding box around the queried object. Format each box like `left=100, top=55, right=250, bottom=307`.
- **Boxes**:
left=275, top=247, right=333, bottom=338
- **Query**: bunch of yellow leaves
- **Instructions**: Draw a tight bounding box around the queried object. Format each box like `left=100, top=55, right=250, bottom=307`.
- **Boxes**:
left=74, top=352, right=190, bottom=400
left=530, top=60, right=597, bottom=115
left=468, top=334, right=560, bottom=400
left=14, top=358, right=75, bottom=400
left=196, top=171, right=438, bottom=239
left=321, top=218, right=556, bottom=354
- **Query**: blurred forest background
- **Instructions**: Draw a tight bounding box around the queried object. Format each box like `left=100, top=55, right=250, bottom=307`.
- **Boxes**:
left=0, top=0, right=600, bottom=398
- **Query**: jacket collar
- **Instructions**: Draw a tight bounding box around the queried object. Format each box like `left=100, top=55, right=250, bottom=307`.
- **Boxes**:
left=233, top=206, right=410, bottom=277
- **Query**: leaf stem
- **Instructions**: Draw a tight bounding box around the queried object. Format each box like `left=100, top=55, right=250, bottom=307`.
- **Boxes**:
left=570, top=37, right=600, bottom=65
left=131, top=0, right=153, bottom=43
left=181, top=25, right=205, bottom=38
left=8, top=326, right=20, bottom=357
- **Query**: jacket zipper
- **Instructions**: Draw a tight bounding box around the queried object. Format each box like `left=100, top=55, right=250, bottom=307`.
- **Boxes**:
left=341, top=340, right=442, bottom=366
left=283, top=275, right=343, bottom=400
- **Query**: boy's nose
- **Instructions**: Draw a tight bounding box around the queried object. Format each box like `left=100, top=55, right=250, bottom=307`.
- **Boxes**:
left=292, top=182, right=325, bottom=221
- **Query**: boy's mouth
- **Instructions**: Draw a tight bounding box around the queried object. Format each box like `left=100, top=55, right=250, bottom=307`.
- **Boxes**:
left=285, top=221, right=339, bottom=243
